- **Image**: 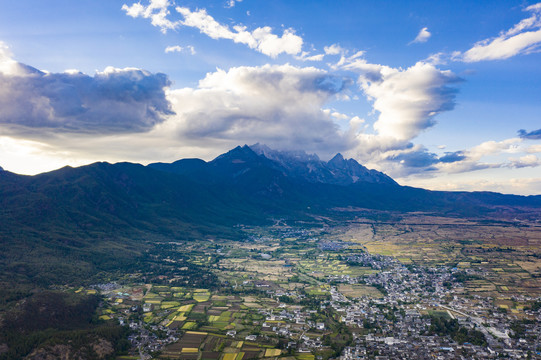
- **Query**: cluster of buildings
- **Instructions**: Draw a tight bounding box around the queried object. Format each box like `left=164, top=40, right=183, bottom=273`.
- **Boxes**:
left=325, top=253, right=541, bottom=359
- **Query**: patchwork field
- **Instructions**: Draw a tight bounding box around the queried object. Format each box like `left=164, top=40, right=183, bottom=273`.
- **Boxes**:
left=336, top=215, right=541, bottom=296
left=296, top=258, right=377, bottom=278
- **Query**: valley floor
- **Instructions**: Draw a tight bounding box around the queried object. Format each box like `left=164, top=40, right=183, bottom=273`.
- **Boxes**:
left=2, top=214, right=541, bottom=359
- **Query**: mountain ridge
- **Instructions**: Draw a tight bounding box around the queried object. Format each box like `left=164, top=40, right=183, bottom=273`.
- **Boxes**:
left=148, top=144, right=397, bottom=187
left=1, top=144, right=540, bottom=285
left=249, top=143, right=397, bottom=186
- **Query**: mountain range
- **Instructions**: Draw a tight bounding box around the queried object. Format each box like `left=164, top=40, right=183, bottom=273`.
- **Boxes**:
left=1, top=144, right=540, bottom=284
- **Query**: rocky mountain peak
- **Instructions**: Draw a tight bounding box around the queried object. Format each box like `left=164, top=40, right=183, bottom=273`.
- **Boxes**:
left=328, top=153, right=345, bottom=166
left=249, top=144, right=397, bottom=186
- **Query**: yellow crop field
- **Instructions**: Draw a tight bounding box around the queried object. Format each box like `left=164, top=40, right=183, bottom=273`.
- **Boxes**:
left=193, top=293, right=211, bottom=302
left=264, top=349, right=281, bottom=357
left=178, top=304, right=194, bottom=312
left=223, top=353, right=237, bottom=360
left=161, top=301, right=181, bottom=309
left=144, top=299, right=161, bottom=304
left=182, top=322, right=197, bottom=330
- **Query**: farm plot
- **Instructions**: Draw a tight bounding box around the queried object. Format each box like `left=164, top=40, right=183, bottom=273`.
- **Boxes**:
left=161, top=331, right=207, bottom=359
left=297, top=259, right=375, bottom=278
left=338, top=284, right=383, bottom=299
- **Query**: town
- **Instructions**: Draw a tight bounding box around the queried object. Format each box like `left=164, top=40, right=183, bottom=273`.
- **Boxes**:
left=77, top=221, right=541, bottom=360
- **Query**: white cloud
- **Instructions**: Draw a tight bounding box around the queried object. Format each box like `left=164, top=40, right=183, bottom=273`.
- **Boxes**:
left=526, top=144, right=541, bottom=153
left=165, top=45, right=182, bottom=53
left=468, top=138, right=522, bottom=160
left=161, top=64, right=352, bottom=154
left=165, top=45, right=195, bottom=54
left=122, top=0, right=180, bottom=34
left=425, top=52, right=447, bottom=65
left=122, top=1, right=304, bottom=58
left=324, top=44, right=345, bottom=55
left=5, top=91, right=349, bottom=175
left=3, top=31, right=538, bottom=194
left=411, top=27, right=431, bottom=44
left=226, top=0, right=242, bottom=8
left=0, top=41, right=34, bottom=76
left=175, top=6, right=303, bottom=58
left=433, top=138, right=522, bottom=174
left=176, top=7, right=235, bottom=40
left=122, top=1, right=303, bottom=58
left=0, top=50, right=172, bottom=135
left=507, top=154, right=541, bottom=168
left=330, top=111, right=350, bottom=121
left=344, top=60, right=460, bottom=143
left=457, top=3, right=541, bottom=62
left=329, top=52, right=465, bottom=177
left=295, top=52, right=325, bottom=62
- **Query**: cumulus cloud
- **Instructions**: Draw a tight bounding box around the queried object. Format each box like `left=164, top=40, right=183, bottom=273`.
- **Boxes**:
left=326, top=52, right=466, bottom=177
left=518, top=128, right=541, bottom=139
left=161, top=64, right=352, bottom=153
left=457, top=3, right=541, bottom=62
left=0, top=41, right=38, bottom=76
left=0, top=44, right=358, bottom=167
left=344, top=59, right=461, bottom=143
left=0, top=53, right=172, bottom=134
left=410, top=27, right=431, bottom=44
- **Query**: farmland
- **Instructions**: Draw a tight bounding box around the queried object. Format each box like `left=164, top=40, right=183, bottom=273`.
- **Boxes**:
left=3, top=214, right=540, bottom=359
left=336, top=214, right=541, bottom=297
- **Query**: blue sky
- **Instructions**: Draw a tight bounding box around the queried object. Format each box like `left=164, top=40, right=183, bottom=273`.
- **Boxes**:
left=0, top=0, right=540, bottom=194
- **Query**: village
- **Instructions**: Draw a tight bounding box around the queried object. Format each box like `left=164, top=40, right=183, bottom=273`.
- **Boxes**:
left=81, top=224, right=540, bottom=360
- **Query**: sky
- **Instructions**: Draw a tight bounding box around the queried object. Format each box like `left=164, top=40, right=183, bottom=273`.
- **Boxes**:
left=0, top=0, right=540, bottom=195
